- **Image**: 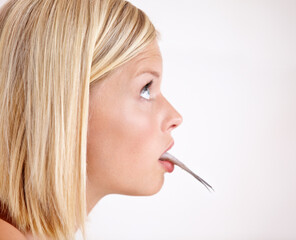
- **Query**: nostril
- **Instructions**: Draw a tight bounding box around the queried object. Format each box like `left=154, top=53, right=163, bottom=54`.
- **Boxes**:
left=169, top=123, right=179, bottom=132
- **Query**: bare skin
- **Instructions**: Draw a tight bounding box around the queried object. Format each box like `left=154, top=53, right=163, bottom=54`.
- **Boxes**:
left=86, top=39, right=183, bottom=212
left=0, top=40, right=183, bottom=239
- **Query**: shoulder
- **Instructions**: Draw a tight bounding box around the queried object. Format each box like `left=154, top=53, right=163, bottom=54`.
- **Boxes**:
left=0, top=218, right=27, bottom=240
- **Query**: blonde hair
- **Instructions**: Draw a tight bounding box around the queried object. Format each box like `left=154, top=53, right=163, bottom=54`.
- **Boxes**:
left=0, top=0, right=158, bottom=239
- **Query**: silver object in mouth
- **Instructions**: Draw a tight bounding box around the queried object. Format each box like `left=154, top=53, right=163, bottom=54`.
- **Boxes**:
left=159, top=152, right=214, bottom=192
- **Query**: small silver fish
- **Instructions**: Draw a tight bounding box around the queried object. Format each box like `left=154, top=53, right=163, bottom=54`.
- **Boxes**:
left=159, top=152, right=214, bottom=192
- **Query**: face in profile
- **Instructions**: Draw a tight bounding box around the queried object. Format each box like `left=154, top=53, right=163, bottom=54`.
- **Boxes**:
left=87, top=40, right=183, bottom=199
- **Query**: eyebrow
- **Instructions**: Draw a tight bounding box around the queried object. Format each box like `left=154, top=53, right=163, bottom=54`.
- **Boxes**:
left=135, top=70, right=160, bottom=79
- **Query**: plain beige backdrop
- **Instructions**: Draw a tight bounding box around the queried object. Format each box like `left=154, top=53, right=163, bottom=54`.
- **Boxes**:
left=1, top=0, right=295, bottom=239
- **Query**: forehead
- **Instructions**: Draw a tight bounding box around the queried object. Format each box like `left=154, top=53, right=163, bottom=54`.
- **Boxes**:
left=134, top=41, right=162, bottom=63
left=125, top=41, right=163, bottom=77
left=93, top=41, right=163, bottom=91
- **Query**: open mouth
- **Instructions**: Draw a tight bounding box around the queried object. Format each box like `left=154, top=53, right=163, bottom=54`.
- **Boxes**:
left=159, top=152, right=214, bottom=192
left=158, top=156, right=174, bottom=173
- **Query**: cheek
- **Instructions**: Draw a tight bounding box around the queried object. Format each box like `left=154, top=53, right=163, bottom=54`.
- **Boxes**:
left=109, top=103, right=159, bottom=176
left=87, top=97, right=162, bottom=194
left=122, top=110, right=156, bottom=156
left=111, top=105, right=164, bottom=196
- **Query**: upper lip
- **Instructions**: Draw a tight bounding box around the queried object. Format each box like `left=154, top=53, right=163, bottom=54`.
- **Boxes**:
left=161, top=140, right=174, bottom=156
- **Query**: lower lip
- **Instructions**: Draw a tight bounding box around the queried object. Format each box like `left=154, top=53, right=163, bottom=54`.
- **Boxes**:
left=158, top=159, right=174, bottom=173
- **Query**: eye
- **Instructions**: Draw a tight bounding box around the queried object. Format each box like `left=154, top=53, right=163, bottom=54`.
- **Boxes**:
left=140, top=80, right=153, bottom=100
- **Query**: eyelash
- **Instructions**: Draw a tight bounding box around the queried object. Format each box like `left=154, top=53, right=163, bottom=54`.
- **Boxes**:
left=140, top=80, right=153, bottom=100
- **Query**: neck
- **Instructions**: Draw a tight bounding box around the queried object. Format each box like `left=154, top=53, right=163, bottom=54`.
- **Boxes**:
left=86, top=180, right=109, bottom=214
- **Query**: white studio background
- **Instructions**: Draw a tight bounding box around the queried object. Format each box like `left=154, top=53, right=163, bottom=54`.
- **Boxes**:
left=0, top=0, right=295, bottom=239
left=79, top=1, right=296, bottom=240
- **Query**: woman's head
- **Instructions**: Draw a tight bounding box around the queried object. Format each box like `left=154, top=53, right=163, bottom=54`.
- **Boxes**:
left=87, top=39, right=182, bottom=202
left=0, top=0, right=181, bottom=239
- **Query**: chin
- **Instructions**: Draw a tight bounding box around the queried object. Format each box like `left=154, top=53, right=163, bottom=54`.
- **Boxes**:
left=134, top=175, right=165, bottom=196
left=120, top=175, right=165, bottom=197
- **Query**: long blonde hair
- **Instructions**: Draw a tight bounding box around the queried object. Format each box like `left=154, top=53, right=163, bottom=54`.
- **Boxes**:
left=0, top=0, right=157, bottom=239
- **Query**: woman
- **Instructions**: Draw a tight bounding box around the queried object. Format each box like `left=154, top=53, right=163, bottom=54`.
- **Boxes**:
left=0, top=0, right=182, bottom=239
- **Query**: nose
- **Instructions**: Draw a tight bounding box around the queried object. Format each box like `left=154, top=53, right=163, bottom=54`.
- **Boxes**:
left=162, top=96, right=183, bottom=133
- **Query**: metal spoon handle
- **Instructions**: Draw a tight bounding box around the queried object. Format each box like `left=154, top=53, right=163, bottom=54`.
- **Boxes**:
left=160, top=152, right=214, bottom=192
